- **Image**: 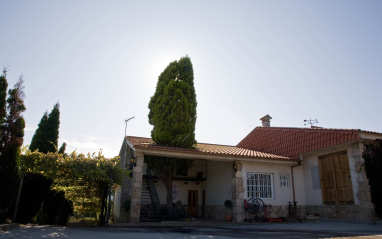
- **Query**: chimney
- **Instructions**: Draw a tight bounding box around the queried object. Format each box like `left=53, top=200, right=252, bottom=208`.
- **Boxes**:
left=260, top=114, right=272, bottom=127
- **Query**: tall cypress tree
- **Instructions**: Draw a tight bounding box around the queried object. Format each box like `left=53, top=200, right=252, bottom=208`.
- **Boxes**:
left=0, top=74, right=26, bottom=221
left=148, top=56, right=197, bottom=148
left=58, top=142, right=66, bottom=154
left=147, top=56, right=197, bottom=212
left=29, top=113, right=48, bottom=152
left=30, top=103, right=60, bottom=153
left=19, top=103, right=60, bottom=223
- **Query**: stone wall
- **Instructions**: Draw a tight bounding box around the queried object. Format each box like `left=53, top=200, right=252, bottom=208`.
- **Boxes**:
left=204, top=204, right=304, bottom=222
left=128, top=153, right=144, bottom=223
left=304, top=205, right=376, bottom=222
left=271, top=203, right=376, bottom=222
left=115, top=140, right=135, bottom=223
left=115, top=210, right=130, bottom=223
left=352, top=143, right=376, bottom=222
left=232, top=160, right=245, bottom=222
left=204, top=205, right=225, bottom=220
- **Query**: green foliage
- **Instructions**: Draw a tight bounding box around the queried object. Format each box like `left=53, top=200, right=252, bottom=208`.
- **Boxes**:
left=16, top=174, right=52, bottom=224
left=0, top=74, right=26, bottom=221
left=27, top=103, right=61, bottom=224
left=148, top=56, right=197, bottom=148
left=20, top=149, right=125, bottom=224
left=42, top=190, right=73, bottom=226
left=0, top=71, right=8, bottom=129
left=363, top=142, right=382, bottom=218
left=147, top=56, right=197, bottom=211
left=29, top=113, right=48, bottom=152
left=224, top=200, right=233, bottom=209
left=58, top=142, right=67, bottom=154
left=30, top=103, right=60, bottom=153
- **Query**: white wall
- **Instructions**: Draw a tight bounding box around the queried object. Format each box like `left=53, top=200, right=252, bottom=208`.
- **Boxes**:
left=293, top=165, right=306, bottom=205
left=302, top=143, right=360, bottom=205
left=241, top=161, right=303, bottom=206
left=205, top=161, right=232, bottom=206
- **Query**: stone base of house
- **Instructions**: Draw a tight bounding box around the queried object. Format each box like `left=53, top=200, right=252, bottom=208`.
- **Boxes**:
left=204, top=205, right=227, bottom=221
left=115, top=204, right=378, bottom=223
left=114, top=210, right=130, bottom=223
left=303, top=205, right=378, bottom=222
left=205, top=204, right=377, bottom=223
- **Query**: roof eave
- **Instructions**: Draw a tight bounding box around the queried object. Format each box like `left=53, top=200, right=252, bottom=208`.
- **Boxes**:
left=133, top=146, right=296, bottom=164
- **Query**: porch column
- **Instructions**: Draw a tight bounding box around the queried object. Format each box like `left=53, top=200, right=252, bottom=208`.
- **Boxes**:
left=129, top=152, right=144, bottom=223
left=232, top=160, right=245, bottom=222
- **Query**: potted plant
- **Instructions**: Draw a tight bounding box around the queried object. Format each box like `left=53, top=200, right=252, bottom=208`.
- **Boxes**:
left=224, top=200, right=233, bottom=222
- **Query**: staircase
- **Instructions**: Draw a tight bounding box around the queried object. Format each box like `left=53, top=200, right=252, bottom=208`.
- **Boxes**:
left=140, top=169, right=161, bottom=222
left=141, top=180, right=151, bottom=205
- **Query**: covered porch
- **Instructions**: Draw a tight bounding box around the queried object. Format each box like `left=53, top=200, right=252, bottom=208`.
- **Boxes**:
left=114, top=136, right=295, bottom=223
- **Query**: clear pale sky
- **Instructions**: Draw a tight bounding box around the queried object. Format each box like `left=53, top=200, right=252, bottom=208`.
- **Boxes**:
left=1, top=1, right=381, bottom=157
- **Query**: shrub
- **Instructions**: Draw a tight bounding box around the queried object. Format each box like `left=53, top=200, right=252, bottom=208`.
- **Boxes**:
left=224, top=200, right=233, bottom=209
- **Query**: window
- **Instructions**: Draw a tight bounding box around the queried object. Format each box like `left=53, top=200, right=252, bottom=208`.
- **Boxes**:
left=280, top=174, right=290, bottom=187
left=247, top=173, right=273, bottom=199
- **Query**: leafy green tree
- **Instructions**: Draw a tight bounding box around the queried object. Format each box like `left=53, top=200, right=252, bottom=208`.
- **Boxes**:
left=0, top=74, right=26, bottom=222
left=147, top=56, right=197, bottom=211
left=20, top=150, right=124, bottom=226
left=30, top=103, right=60, bottom=153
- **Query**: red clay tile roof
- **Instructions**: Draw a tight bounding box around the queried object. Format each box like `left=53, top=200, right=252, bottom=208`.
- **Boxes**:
left=126, top=136, right=293, bottom=161
left=237, top=126, right=382, bottom=160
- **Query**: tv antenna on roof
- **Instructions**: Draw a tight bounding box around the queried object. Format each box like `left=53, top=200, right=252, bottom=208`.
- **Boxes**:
left=304, top=118, right=318, bottom=126
left=125, top=116, right=135, bottom=137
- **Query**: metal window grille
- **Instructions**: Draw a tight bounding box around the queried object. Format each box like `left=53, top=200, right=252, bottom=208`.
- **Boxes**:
left=280, top=174, right=290, bottom=187
left=247, top=173, right=273, bottom=199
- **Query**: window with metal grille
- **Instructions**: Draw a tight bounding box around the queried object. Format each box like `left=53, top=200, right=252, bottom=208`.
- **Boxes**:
left=280, top=174, right=290, bottom=187
left=247, top=173, right=273, bottom=199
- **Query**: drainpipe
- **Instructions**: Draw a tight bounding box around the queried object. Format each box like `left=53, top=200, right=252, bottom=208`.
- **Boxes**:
left=291, top=157, right=303, bottom=203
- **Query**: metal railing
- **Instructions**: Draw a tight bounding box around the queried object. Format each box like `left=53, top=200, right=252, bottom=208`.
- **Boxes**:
left=147, top=159, right=207, bottom=181
left=145, top=168, right=161, bottom=220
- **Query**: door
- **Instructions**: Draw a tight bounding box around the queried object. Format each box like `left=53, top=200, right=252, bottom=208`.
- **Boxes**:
left=188, top=190, right=198, bottom=217
left=318, top=151, right=354, bottom=205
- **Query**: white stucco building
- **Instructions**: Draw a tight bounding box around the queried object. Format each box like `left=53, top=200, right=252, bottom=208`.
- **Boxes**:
left=113, top=115, right=382, bottom=223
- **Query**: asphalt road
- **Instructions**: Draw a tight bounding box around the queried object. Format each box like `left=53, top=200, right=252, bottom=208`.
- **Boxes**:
left=1, top=222, right=382, bottom=239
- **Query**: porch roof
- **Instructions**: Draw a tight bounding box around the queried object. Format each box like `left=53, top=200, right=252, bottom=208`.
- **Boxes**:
left=126, top=136, right=294, bottom=162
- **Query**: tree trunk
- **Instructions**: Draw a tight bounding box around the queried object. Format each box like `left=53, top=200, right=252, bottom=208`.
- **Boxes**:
left=163, top=175, right=173, bottom=213
left=13, top=175, right=24, bottom=223
left=99, top=186, right=108, bottom=226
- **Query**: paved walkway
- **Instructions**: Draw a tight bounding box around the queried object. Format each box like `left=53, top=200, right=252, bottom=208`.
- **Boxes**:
left=1, top=220, right=382, bottom=239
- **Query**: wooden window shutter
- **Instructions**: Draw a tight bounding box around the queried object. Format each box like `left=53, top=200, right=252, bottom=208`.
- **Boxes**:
left=318, top=155, right=337, bottom=204
left=318, top=151, right=354, bottom=205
